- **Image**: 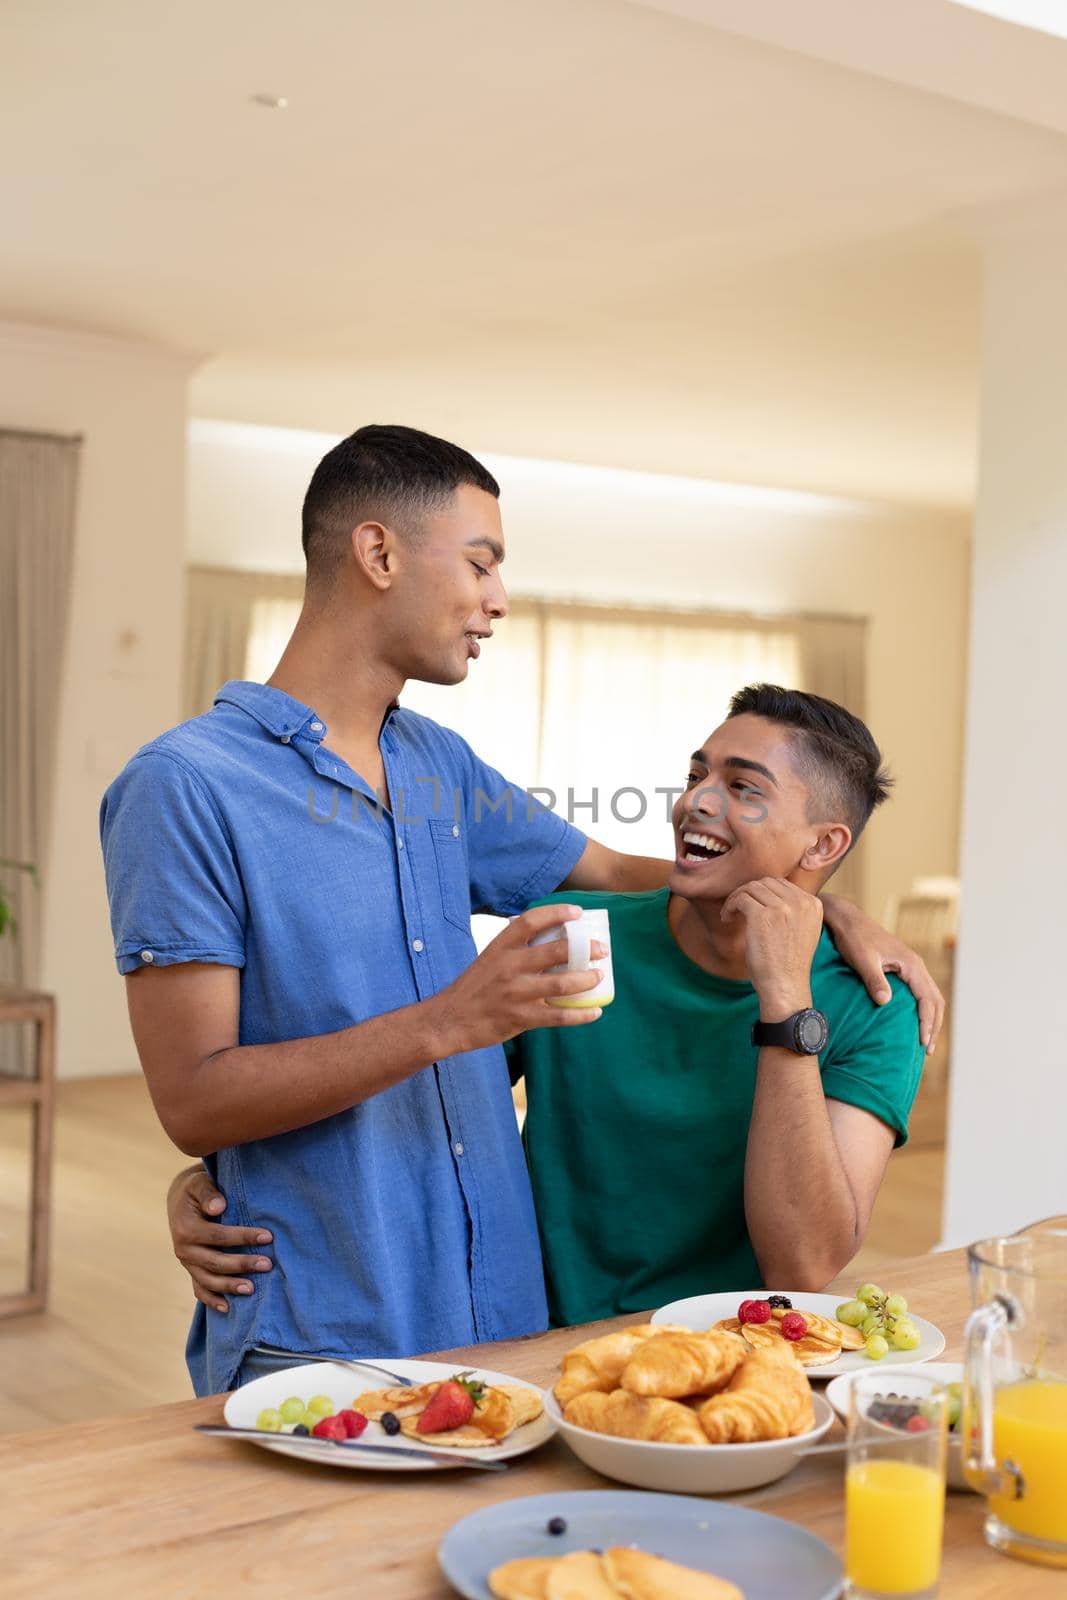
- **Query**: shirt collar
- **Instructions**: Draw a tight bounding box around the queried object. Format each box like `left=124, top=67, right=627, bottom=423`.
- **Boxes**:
left=213, top=680, right=317, bottom=740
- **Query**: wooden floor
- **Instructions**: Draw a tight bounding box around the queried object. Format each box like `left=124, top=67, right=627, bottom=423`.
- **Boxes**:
left=0, top=1074, right=946, bottom=1434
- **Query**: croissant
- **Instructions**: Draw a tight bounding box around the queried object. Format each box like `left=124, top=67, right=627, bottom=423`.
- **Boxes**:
left=697, top=1345, right=814, bottom=1443
left=620, top=1331, right=747, bottom=1399
left=553, top=1324, right=684, bottom=1406
left=564, top=1387, right=708, bottom=1445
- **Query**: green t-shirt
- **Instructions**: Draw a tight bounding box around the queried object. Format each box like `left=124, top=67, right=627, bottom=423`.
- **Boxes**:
left=515, top=887, right=925, bottom=1328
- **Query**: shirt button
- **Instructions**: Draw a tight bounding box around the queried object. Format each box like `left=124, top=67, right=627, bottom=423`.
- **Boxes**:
left=140, top=950, right=155, bottom=963
left=280, top=733, right=291, bottom=744
left=412, top=938, right=424, bottom=952
left=452, top=824, right=460, bottom=837
left=454, top=1142, right=464, bottom=1156
left=397, top=838, right=405, bottom=850
left=310, top=721, right=323, bottom=732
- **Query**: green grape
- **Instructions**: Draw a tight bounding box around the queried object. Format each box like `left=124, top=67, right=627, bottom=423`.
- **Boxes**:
left=864, top=1333, right=889, bottom=1361
left=255, top=1407, right=283, bottom=1432
left=857, top=1283, right=885, bottom=1307
left=837, top=1299, right=867, bottom=1328
left=884, top=1293, right=908, bottom=1317
left=307, top=1394, right=335, bottom=1418
left=861, top=1312, right=885, bottom=1338
left=279, top=1396, right=307, bottom=1424
left=890, top=1319, right=922, bottom=1352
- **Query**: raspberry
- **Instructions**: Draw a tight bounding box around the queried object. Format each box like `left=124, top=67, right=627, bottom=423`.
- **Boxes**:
left=745, top=1300, right=772, bottom=1325
left=311, top=1414, right=348, bottom=1441
left=737, top=1299, right=757, bottom=1324
left=780, top=1312, right=808, bottom=1341
left=337, top=1408, right=368, bottom=1439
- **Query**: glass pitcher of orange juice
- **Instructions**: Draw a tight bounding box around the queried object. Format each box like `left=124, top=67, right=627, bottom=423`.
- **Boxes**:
left=964, top=1226, right=1067, bottom=1567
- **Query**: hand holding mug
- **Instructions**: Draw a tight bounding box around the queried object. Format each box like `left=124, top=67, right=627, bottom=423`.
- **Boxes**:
left=431, top=904, right=609, bottom=1055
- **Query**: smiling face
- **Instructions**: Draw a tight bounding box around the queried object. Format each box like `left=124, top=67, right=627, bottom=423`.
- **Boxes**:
left=383, top=484, right=509, bottom=685
left=668, top=712, right=852, bottom=902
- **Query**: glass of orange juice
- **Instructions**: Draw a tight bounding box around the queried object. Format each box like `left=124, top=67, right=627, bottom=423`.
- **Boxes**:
left=845, top=1372, right=948, bottom=1598
left=965, top=1226, right=1067, bottom=1567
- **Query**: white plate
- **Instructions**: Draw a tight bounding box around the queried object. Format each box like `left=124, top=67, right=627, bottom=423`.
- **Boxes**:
left=825, top=1360, right=973, bottom=1492
left=650, top=1289, right=946, bottom=1376
left=546, top=1388, right=834, bottom=1495
left=222, top=1358, right=555, bottom=1471
left=439, top=1489, right=843, bottom=1600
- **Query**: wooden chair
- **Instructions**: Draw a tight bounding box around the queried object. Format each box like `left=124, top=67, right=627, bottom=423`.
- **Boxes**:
left=0, top=987, right=55, bottom=1315
left=887, top=890, right=957, bottom=1139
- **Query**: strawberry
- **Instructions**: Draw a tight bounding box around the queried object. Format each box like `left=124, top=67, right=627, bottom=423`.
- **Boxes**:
left=415, top=1372, right=485, bottom=1435
left=337, top=1408, right=368, bottom=1439
left=311, top=1414, right=348, bottom=1441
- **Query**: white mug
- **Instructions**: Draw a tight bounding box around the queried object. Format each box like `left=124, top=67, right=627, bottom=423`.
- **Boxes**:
left=530, top=908, right=615, bottom=1009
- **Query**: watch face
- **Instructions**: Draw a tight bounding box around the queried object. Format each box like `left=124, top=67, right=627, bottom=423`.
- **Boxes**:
left=797, top=1010, right=828, bottom=1052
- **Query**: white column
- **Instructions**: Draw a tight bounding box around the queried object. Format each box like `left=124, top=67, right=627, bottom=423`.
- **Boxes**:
left=942, top=211, right=1067, bottom=1244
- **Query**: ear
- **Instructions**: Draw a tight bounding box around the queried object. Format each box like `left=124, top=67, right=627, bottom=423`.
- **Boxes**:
left=800, top=824, right=852, bottom=874
left=351, top=520, right=399, bottom=591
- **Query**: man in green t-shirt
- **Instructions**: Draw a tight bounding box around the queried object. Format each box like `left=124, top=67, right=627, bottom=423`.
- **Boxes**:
left=165, top=684, right=925, bottom=1333
left=516, top=683, right=924, bottom=1326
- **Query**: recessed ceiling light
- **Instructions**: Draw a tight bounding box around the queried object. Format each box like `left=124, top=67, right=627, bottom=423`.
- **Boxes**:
left=250, top=93, right=289, bottom=109
left=947, top=1, right=1067, bottom=41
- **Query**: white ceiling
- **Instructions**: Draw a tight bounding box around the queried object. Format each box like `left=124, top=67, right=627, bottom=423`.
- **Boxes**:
left=5, top=0, right=1067, bottom=505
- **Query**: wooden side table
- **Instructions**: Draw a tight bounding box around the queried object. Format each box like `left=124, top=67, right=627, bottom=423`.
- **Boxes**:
left=0, top=986, right=55, bottom=1316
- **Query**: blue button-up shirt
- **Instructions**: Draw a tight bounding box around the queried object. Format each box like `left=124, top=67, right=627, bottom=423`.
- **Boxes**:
left=100, top=681, right=585, bottom=1394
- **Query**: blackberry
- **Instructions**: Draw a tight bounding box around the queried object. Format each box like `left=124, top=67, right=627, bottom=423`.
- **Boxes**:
left=547, top=1517, right=568, bottom=1536
left=381, top=1411, right=401, bottom=1436
left=767, top=1294, right=793, bottom=1310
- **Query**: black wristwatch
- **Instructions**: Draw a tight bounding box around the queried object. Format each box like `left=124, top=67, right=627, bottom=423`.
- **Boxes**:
left=751, top=1008, right=829, bottom=1056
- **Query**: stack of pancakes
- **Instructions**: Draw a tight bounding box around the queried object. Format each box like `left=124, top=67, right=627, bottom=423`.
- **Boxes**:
left=711, top=1306, right=864, bottom=1367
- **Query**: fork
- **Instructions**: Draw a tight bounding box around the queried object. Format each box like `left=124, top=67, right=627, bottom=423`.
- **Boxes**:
left=249, top=1342, right=415, bottom=1388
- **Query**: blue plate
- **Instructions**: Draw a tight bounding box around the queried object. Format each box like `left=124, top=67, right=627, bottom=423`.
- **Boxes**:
left=439, top=1489, right=843, bottom=1599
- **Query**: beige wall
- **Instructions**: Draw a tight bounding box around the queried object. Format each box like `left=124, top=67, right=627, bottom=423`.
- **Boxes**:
left=189, top=422, right=971, bottom=924
left=0, top=323, right=195, bottom=1077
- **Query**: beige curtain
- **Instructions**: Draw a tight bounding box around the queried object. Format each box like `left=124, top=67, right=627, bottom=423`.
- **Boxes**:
left=184, top=567, right=303, bottom=719
left=0, top=430, right=80, bottom=1071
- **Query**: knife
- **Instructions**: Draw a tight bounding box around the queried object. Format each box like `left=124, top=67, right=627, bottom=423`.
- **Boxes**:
left=193, top=1423, right=508, bottom=1471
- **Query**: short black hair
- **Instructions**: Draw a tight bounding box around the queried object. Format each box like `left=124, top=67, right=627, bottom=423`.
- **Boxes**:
left=301, top=423, right=500, bottom=579
left=726, top=683, right=892, bottom=847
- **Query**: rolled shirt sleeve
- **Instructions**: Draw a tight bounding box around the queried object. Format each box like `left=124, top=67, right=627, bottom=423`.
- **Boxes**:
left=100, top=749, right=247, bottom=974
left=819, top=973, right=926, bottom=1146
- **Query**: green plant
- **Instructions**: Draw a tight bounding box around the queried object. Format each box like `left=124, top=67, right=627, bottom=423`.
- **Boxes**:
left=0, top=859, right=37, bottom=939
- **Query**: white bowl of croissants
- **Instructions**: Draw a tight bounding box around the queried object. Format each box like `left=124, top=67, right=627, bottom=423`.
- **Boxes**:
left=547, top=1322, right=834, bottom=1493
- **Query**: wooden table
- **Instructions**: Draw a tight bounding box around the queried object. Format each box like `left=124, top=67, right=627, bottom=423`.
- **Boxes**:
left=2, top=1248, right=1060, bottom=1598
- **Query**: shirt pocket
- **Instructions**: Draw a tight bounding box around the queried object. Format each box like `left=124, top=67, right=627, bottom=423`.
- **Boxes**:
left=428, top=817, right=473, bottom=932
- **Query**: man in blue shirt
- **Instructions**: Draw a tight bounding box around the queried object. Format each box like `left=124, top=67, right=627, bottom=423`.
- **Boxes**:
left=103, top=426, right=943, bottom=1395
left=102, top=426, right=672, bottom=1394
